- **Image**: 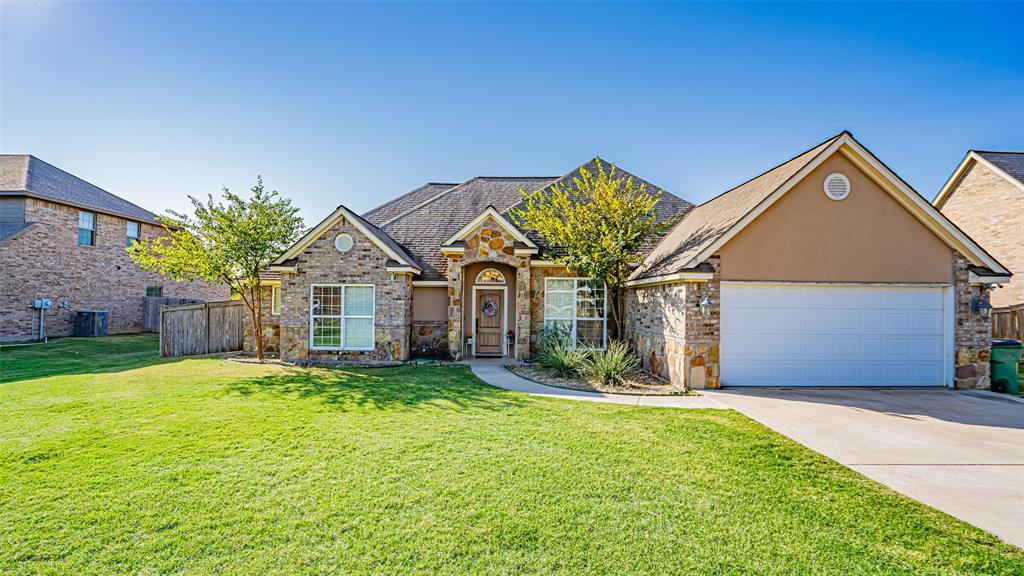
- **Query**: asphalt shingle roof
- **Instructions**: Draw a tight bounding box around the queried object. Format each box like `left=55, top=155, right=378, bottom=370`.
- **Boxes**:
left=632, top=133, right=842, bottom=280
left=0, top=221, right=35, bottom=244
left=361, top=158, right=694, bottom=280
left=975, top=151, right=1024, bottom=186
left=0, top=155, right=161, bottom=224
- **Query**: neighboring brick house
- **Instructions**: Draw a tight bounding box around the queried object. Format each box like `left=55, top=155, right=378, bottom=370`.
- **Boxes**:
left=0, top=155, right=229, bottom=341
left=933, top=150, right=1023, bottom=308
left=257, top=132, right=1009, bottom=390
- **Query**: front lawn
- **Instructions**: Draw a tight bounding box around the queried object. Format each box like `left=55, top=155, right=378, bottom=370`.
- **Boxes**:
left=1, top=337, right=1021, bottom=574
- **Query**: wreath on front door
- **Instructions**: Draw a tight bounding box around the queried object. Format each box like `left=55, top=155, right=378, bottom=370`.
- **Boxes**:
left=481, top=299, right=498, bottom=317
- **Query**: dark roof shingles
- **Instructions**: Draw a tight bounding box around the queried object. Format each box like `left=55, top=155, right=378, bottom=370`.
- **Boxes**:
left=975, top=151, right=1024, bottom=186
left=0, top=155, right=160, bottom=224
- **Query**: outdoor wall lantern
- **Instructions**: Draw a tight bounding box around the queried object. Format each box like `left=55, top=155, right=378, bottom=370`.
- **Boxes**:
left=971, top=289, right=993, bottom=320
left=699, top=291, right=716, bottom=319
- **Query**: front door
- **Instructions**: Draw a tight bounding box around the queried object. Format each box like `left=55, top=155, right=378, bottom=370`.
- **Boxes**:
left=475, top=289, right=503, bottom=356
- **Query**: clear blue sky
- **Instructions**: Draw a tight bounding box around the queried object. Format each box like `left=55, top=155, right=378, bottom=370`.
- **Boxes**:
left=2, top=2, right=1021, bottom=223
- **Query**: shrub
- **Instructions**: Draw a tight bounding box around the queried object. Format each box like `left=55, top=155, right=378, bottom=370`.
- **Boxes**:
left=584, top=340, right=639, bottom=386
left=536, top=324, right=588, bottom=376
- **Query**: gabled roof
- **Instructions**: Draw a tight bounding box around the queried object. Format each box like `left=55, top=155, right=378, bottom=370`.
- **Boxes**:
left=364, top=159, right=693, bottom=280
left=632, top=131, right=1010, bottom=282
left=0, top=155, right=161, bottom=224
left=272, top=204, right=421, bottom=273
left=363, top=182, right=458, bottom=226
left=933, top=150, right=1024, bottom=209
left=441, top=205, right=538, bottom=248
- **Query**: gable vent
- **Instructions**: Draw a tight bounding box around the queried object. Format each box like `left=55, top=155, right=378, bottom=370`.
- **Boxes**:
left=334, top=233, right=354, bottom=252
left=823, top=172, right=851, bottom=200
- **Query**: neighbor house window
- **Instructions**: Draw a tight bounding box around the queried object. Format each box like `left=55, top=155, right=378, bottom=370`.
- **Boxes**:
left=271, top=286, right=282, bottom=315
left=544, top=278, right=607, bottom=349
left=126, top=221, right=140, bottom=246
left=146, top=286, right=163, bottom=297
left=78, top=211, right=95, bottom=246
left=310, top=284, right=374, bottom=350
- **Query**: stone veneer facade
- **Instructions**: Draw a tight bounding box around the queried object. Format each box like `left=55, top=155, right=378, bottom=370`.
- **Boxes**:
left=0, top=197, right=228, bottom=341
left=625, top=256, right=721, bottom=389
left=953, top=251, right=994, bottom=389
left=939, top=160, right=1023, bottom=308
left=276, top=217, right=413, bottom=362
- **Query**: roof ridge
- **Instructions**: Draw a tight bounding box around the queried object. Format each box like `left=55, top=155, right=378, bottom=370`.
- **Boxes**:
left=691, top=131, right=845, bottom=209
left=378, top=178, right=482, bottom=226
left=363, top=181, right=455, bottom=220
left=972, top=149, right=1024, bottom=155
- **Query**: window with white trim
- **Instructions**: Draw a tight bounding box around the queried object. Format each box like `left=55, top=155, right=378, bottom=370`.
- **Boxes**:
left=126, top=221, right=140, bottom=246
left=78, top=211, right=95, bottom=246
left=310, top=284, right=374, bottom=350
left=475, top=268, right=506, bottom=284
left=271, top=285, right=282, bottom=315
left=544, top=278, right=607, bottom=349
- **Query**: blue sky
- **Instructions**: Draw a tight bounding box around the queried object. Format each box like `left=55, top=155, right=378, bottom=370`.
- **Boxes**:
left=2, top=2, right=1021, bottom=223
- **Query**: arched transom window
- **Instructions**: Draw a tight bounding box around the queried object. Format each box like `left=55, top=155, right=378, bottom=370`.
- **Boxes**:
left=476, top=268, right=506, bottom=285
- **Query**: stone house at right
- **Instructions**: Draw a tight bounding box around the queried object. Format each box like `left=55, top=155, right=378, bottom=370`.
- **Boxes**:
left=934, top=151, right=1023, bottom=309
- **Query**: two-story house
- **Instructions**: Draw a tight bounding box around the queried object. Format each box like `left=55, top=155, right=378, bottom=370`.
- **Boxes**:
left=0, top=155, right=229, bottom=341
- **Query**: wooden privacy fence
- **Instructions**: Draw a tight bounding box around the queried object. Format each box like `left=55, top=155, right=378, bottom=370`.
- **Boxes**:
left=992, top=304, right=1024, bottom=341
left=143, top=296, right=202, bottom=332
left=160, top=300, right=245, bottom=357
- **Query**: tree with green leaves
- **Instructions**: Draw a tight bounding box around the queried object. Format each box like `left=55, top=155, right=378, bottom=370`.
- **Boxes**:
left=511, top=159, right=676, bottom=340
left=128, top=177, right=304, bottom=360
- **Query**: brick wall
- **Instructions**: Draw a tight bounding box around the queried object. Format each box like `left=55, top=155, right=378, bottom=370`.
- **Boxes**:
left=242, top=285, right=281, bottom=356
left=0, top=198, right=228, bottom=341
left=941, top=161, right=1023, bottom=308
left=277, top=217, right=413, bottom=362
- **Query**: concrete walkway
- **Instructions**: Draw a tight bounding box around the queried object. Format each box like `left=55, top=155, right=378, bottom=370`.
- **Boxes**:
left=468, top=364, right=726, bottom=408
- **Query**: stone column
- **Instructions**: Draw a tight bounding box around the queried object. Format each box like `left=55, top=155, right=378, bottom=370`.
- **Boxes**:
left=447, top=255, right=464, bottom=360
left=683, top=255, right=721, bottom=389
left=953, top=251, right=993, bottom=389
left=515, top=257, right=531, bottom=360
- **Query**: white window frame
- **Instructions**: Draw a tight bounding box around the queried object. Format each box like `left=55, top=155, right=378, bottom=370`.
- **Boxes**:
left=78, top=211, right=95, bottom=246
left=543, top=277, right=607, bottom=350
left=309, top=284, right=375, bottom=351
left=126, top=221, right=140, bottom=246
left=271, top=285, right=282, bottom=316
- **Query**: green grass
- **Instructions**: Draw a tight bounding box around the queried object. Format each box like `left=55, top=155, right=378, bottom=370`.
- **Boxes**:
left=1, top=337, right=1021, bottom=574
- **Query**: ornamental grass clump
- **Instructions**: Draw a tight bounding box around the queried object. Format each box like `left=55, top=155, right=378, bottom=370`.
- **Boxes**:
left=583, top=340, right=639, bottom=386
left=536, top=325, right=588, bottom=377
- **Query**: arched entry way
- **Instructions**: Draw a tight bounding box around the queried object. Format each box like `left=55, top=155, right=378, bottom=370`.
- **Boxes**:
left=463, top=262, right=515, bottom=357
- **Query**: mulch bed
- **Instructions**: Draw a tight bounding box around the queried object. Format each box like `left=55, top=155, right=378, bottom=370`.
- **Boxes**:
left=508, top=364, right=692, bottom=396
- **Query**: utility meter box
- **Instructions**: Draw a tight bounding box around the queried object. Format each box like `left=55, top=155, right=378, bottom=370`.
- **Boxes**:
left=32, top=298, right=52, bottom=309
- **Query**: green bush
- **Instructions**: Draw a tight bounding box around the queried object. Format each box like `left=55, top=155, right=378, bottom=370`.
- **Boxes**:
left=536, top=324, right=588, bottom=376
left=584, top=340, right=639, bottom=386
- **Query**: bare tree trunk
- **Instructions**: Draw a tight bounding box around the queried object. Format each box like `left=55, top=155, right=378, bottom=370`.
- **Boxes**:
left=608, top=288, right=625, bottom=341
left=253, top=285, right=265, bottom=361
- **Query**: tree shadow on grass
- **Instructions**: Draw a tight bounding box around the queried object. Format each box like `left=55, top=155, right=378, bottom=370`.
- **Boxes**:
left=0, top=334, right=185, bottom=384
left=225, top=365, right=528, bottom=412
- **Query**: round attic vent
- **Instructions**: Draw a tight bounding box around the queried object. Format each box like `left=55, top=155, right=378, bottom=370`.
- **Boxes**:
left=334, top=233, right=354, bottom=252
left=823, top=172, right=851, bottom=201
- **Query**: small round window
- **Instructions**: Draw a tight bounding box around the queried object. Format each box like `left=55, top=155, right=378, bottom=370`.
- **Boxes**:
left=476, top=268, right=506, bottom=284
left=823, top=172, right=851, bottom=201
left=334, top=233, right=354, bottom=252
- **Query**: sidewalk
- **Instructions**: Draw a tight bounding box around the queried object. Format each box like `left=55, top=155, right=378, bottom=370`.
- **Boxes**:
left=468, top=363, right=726, bottom=408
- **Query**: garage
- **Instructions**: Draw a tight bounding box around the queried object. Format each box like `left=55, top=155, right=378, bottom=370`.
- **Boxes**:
left=721, top=283, right=951, bottom=387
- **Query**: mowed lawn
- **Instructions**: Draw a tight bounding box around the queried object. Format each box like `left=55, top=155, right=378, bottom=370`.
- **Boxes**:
left=1, top=336, right=1021, bottom=575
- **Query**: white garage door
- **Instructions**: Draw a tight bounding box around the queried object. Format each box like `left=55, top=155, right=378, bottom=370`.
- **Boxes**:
left=721, top=283, right=950, bottom=387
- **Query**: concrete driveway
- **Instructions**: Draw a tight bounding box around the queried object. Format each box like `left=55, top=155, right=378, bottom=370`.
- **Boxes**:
left=705, top=388, right=1024, bottom=548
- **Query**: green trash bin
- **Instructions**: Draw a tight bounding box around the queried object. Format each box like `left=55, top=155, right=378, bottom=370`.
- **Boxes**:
left=991, top=339, right=1022, bottom=395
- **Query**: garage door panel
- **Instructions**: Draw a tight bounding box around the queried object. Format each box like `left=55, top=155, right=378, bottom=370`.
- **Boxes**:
left=722, top=284, right=948, bottom=387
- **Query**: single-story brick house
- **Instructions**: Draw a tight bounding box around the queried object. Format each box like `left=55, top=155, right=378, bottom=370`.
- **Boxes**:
left=0, top=155, right=229, bottom=341
left=933, top=150, right=1023, bottom=308
left=255, top=132, right=1010, bottom=389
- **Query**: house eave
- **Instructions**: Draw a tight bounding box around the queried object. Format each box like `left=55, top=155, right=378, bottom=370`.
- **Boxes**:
left=625, top=271, right=714, bottom=287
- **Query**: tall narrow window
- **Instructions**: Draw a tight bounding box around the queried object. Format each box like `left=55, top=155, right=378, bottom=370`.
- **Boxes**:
left=271, top=285, right=282, bottom=315
left=310, top=285, right=375, bottom=350
left=78, top=211, right=95, bottom=246
left=126, top=221, right=140, bottom=246
left=544, top=278, right=607, bottom=349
